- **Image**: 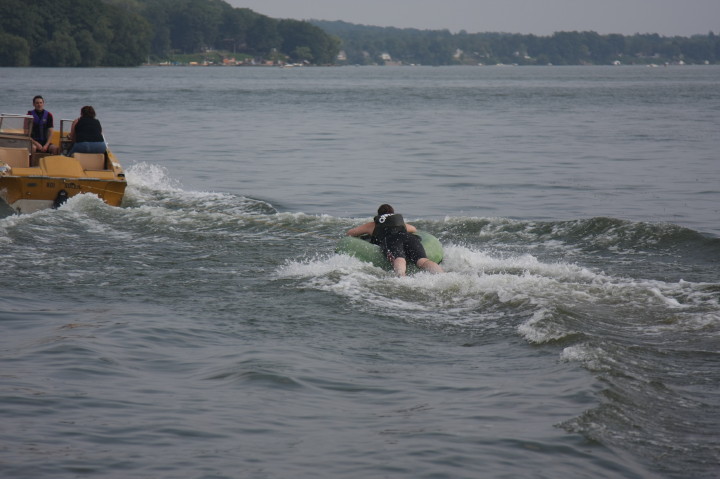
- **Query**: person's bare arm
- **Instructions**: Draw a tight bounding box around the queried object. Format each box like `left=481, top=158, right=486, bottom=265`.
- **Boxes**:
left=346, top=221, right=375, bottom=236
left=68, top=119, right=78, bottom=142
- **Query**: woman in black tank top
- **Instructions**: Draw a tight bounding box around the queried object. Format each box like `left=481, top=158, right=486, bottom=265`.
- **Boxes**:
left=67, top=105, right=106, bottom=157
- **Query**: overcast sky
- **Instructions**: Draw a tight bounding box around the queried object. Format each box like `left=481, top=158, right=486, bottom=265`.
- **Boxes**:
left=227, top=0, right=719, bottom=36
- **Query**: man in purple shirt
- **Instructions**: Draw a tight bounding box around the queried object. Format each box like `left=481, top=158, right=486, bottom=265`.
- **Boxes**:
left=27, top=95, right=59, bottom=154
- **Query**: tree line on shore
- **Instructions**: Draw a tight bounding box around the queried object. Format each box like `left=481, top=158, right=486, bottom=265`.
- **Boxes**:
left=1, top=0, right=717, bottom=67
left=0, top=0, right=339, bottom=67
left=316, top=21, right=720, bottom=66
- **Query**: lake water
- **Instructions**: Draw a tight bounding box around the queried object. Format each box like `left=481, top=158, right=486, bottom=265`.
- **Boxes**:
left=1, top=65, right=719, bottom=478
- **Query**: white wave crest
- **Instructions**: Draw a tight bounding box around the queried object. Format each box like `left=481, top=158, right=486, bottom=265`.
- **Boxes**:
left=124, top=162, right=184, bottom=192
left=561, top=344, right=610, bottom=371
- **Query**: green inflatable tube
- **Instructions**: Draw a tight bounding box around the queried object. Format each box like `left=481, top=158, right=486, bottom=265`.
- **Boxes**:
left=336, top=231, right=444, bottom=271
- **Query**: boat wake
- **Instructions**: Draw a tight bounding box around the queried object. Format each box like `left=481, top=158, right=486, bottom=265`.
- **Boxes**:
left=277, top=242, right=720, bottom=346
left=121, top=162, right=277, bottom=215
left=5, top=163, right=715, bottom=354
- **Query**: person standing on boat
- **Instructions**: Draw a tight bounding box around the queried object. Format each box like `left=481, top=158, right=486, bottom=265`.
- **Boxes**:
left=346, top=204, right=444, bottom=277
left=27, top=95, right=59, bottom=155
left=67, top=106, right=106, bottom=157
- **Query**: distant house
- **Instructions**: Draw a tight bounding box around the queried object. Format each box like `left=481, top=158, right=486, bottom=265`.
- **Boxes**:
left=380, top=52, right=401, bottom=66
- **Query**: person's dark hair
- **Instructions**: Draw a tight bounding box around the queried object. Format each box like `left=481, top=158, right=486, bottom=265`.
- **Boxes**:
left=80, top=106, right=96, bottom=118
left=377, top=204, right=394, bottom=215
left=32, top=95, right=44, bottom=103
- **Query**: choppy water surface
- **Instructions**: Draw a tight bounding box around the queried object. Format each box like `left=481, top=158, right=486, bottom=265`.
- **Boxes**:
left=1, top=66, right=719, bottom=478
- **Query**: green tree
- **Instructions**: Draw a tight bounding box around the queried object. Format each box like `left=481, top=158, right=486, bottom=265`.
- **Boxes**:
left=0, top=32, right=30, bottom=66
left=33, top=31, right=81, bottom=66
left=168, top=0, right=224, bottom=53
left=219, top=7, right=257, bottom=54
left=103, top=4, right=152, bottom=65
left=247, top=16, right=281, bottom=54
left=292, top=46, right=313, bottom=63
left=74, top=30, right=105, bottom=67
left=606, top=34, right=626, bottom=59
left=278, top=19, right=339, bottom=64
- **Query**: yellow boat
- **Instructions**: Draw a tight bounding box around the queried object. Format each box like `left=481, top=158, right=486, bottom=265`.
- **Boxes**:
left=0, top=114, right=126, bottom=214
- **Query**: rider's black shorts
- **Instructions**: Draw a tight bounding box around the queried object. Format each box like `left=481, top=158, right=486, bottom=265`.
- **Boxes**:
left=381, top=232, right=427, bottom=264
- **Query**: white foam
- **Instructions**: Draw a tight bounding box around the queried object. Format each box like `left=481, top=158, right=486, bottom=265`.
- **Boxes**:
left=277, top=247, right=568, bottom=330
left=442, top=244, right=599, bottom=282
left=648, top=287, right=682, bottom=307
left=561, top=344, right=610, bottom=371
left=120, top=162, right=277, bottom=221
left=279, top=253, right=369, bottom=278
left=518, top=309, right=573, bottom=343
left=278, top=243, right=720, bottom=343
left=124, top=162, right=184, bottom=192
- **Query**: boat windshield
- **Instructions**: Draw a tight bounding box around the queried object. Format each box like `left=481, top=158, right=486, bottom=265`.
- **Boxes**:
left=0, top=114, right=32, bottom=137
left=60, top=118, right=73, bottom=143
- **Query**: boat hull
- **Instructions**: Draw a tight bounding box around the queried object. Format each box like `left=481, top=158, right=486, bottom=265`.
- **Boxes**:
left=0, top=175, right=126, bottom=214
left=336, top=230, right=444, bottom=271
left=0, top=153, right=126, bottom=214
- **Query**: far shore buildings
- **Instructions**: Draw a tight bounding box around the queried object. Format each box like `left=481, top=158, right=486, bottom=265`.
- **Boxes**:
left=380, top=52, right=402, bottom=66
